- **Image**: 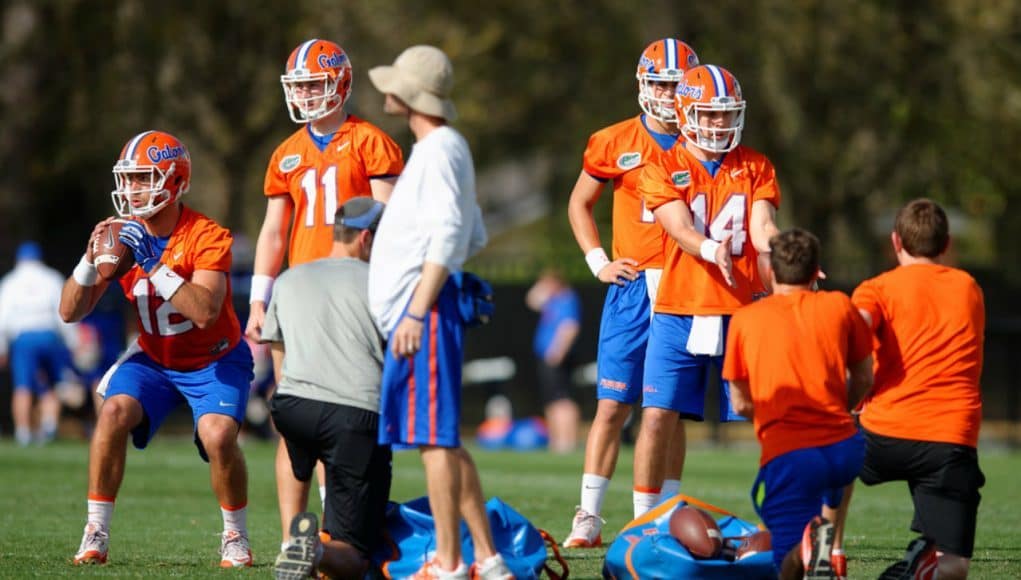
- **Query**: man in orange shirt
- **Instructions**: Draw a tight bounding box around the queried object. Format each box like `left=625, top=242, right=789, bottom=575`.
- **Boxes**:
left=851, top=199, right=985, bottom=580
left=245, top=39, right=405, bottom=546
left=722, top=228, right=873, bottom=580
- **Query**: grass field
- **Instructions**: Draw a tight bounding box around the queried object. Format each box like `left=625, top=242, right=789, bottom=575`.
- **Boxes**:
left=0, top=438, right=1018, bottom=579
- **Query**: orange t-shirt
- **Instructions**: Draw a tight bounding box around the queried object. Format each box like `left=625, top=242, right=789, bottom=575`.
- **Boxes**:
left=640, top=144, right=781, bottom=315
left=119, top=206, right=241, bottom=371
left=852, top=263, right=985, bottom=447
left=264, top=115, right=404, bottom=265
left=722, top=290, right=872, bottom=466
left=582, top=116, right=676, bottom=270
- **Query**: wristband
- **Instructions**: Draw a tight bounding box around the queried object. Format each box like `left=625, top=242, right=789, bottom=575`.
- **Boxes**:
left=699, top=239, right=721, bottom=264
left=405, top=312, right=426, bottom=323
left=584, top=247, right=611, bottom=277
left=150, top=264, right=185, bottom=299
left=72, top=254, right=98, bottom=287
left=249, top=274, right=275, bottom=304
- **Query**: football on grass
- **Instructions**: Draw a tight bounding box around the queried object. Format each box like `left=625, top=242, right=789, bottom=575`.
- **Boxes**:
left=669, top=506, right=723, bottom=559
left=735, top=530, right=772, bottom=560
left=93, top=220, right=136, bottom=280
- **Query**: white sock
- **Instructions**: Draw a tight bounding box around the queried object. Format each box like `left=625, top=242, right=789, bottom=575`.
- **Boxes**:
left=633, top=490, right=660, bottom=518
left=87, top=496, right=114, bottom=530
left=319, top=485, right=326, bottom=514
left=659, top=479, right=681, bottom=502
left=580, top=474, right=610, bottom=516
left=15, top=426, right=31, bottom=446
left=832, top=548, right=845, bottom=556
left=221, top=504, right=247, bottom=534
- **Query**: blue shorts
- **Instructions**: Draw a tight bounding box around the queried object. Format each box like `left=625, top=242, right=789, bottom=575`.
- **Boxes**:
left=596, top=271, right=653, bottom=404
left=379, top=279, right=463, bottom=449
left=751, top=432, right=865, bottom=572
left=641, top=314, right=742, bottom=421
left=104, top=341, right=253, bottom=460
left=9, top=331, right=74, bottom=394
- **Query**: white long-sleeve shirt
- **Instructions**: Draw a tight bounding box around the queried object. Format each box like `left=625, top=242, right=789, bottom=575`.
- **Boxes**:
left=369, top=125, right=487, bottom=335
left=0, top=259, right=76, bottom=355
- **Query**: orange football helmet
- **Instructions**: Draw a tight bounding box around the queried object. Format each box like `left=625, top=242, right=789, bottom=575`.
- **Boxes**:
left=636, top=39, right=699, bottom=124
left=111, top=130, right=191, bottom=218
left=281, top=39, right=353, bottom=123
left=676, top=65, right=746, bottom=153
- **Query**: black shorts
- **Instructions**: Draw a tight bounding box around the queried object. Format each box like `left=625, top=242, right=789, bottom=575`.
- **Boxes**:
left=269, top=394, right=392, bottom=555
left=536, top=356, right=575, bottom=406
left=859, top=428, right=984, bottom=557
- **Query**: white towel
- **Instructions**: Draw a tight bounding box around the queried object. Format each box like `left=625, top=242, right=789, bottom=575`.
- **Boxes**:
left=686, top=315, right=724, bottom=356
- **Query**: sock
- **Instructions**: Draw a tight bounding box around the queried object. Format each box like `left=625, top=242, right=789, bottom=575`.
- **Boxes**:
left=659, top=479, right=681, bottom=502
left=832, top=548, right=845, bottom=556
left=221, top=503, right=248, bottom=534
left=580, top=474, right=610, bottom=516
left=87, top=493, right=115, bottom=530
left=318, top=485, right=326, bottom=514
left=633, top=487, right=661, bottom=518
left=15, top=426, right=31, bottom=446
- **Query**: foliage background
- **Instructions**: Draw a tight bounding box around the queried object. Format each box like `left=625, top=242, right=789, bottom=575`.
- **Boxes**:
left=1, top=0, right=1019, bottom=286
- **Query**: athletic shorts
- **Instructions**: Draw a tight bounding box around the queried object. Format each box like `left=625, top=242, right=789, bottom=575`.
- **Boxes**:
left=104, top=340, right=253, bottom=460
left=379, top=279, right=463, bottom=448
left=751, top=432, right=865, bottom=572
left=641, top=313, right=742, bottom=421
left=595, top=270, right=658, bottom=404
left=536, top=355, right=575, bottom=406
left=859, top=428, right=984, bottom=557
left=270, top=394, right=393, bottom=555
left=9, top=330, right=74, bottom=394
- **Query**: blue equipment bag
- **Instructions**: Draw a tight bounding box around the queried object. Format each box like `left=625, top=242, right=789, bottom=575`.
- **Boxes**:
left=602, top=495, right=775, bottom=580
left=371, top=496, right=568, bottom=579
left=451, top=272, right=495, bottom=327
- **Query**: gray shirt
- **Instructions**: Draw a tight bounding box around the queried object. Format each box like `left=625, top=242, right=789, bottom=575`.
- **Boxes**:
left=262, top=257, right=384, bottom=412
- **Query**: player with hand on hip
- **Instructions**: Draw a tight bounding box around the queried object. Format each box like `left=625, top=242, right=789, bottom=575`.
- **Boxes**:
left=60, top=130, right=255, bottom=568
left=564, top=38, right=699, bottom=547
left=633, top=63, right=781, bottom=518
left=245, top=39, right=404, bottom=548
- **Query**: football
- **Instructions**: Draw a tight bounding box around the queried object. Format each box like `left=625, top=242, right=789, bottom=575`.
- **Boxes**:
left=735, top=530, right=772, bottom=560
left=669, top=506, right=723, bottom=559
left=93, top=219, right=136, bottom=281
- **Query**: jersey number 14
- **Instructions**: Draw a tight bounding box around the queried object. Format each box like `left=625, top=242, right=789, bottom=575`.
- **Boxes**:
left=690, top=193, right=747, bottom=255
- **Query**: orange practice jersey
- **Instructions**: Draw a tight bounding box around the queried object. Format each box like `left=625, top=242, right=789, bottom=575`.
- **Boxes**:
left=722, top=290, right=872, bottom=466
left=119, top=207, right=241, bottom=371
left=264, top=115, right=404, bottom=265
left=640, top=144, right=781, bottom=315
left=582, top=116, right=676, bottom=270
left=852, top=264, right=985, bottom=447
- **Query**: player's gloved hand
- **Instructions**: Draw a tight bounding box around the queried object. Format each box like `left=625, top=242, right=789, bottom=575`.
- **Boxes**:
left=119, top=221, right=164, bottom=274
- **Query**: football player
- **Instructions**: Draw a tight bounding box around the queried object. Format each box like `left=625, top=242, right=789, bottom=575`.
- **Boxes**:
left=633, top=64, right=781, bottom=517
left=244, top=39, right=404, bottom=546
left=60, top=131, right=255, bottom=567
left=564, top=38, right=699, bottom=547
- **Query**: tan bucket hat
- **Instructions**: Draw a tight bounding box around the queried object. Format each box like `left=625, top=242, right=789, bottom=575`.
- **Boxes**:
left=368, top=45, right=457, bottom=121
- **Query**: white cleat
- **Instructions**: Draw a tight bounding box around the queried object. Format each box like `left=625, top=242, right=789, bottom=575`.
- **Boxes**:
left=219, top=529, right=253, bottom=568
left=563, top=507, right=604, bottom=548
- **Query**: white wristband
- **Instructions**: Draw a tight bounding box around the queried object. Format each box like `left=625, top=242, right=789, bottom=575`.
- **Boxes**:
left=585, top=248, right=611, bottom=277
left=72, top=254, right=98, bottom=287
left=699, top=239, right=721, bottom=264
left=150, top=264, right=185, bottom=299
left=249, top=274, right=274, bottom=304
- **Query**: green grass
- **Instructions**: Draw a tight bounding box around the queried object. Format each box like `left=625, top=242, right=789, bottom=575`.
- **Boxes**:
left=0, top=438, right=1018, bottom=578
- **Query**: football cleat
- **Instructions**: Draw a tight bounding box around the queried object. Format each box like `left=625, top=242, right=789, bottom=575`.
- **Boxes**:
left=73, top=522, right=109, bottom=565
left=219, top=529, right=253, bottom=568
left=469, top=553, right=514, bottom=580
left=877, top=536, right=937, bottom=580
left=801, top=516, right=836, bottom=579
left=411, top=558, right=469, bottom=580
left=274, top=512, right=322, bottom=579
left=563, top=507, right=604, bottom=548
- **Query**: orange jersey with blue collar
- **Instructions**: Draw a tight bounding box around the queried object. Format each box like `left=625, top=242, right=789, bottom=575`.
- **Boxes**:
left=640, top=144, right=781, bottom=315
left=264, top=115, right=404, bottom=265
left=118, top=206, right=241, bottom=371
left=582, top=116, right=677, bottom=270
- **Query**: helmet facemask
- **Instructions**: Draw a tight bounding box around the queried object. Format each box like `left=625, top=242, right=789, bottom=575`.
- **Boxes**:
left=110, top=162, right=183, bottom=218
left=281, top=73, right=342, bottom=123
left=682, top=98, right=746, bottom=153
left=638, top=68, right=684, bottom=125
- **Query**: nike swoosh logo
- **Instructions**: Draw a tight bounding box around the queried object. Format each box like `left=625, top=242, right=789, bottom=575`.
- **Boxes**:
left=173, top=252, right=183, bottom=261
left=218, top=401, right=236, bottom=407
left=731, top=169, right=745, bottom=178
left=336, top=141, right=350, bottom=152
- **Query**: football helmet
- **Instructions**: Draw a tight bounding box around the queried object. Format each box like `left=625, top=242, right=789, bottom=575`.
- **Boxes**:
left=636, top=39, right=699, bottom=124
left=111, top=130, right=191, bottom=219
left=281, top=39, right=353, bottom=123
left=676, top=64, right=746, bottom=153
